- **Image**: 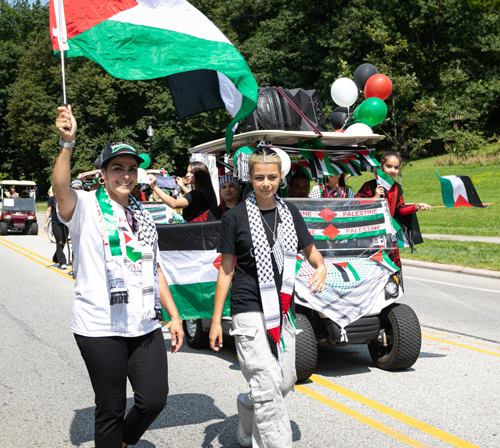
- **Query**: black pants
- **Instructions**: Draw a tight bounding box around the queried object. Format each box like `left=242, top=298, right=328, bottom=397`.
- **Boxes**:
left=51, top=220, right=67, bottom=266
left=74, top=328, right=169, bottom=448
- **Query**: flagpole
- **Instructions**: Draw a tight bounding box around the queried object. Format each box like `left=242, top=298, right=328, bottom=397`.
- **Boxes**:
left=429, top=204, right=493, bottom=208
left=57, top=0, right=67, bottom=105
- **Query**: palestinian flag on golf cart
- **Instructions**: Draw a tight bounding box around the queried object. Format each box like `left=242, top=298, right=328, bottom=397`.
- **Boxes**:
left=157, top=221, right=230, bottom=321
left=49, top=0, right=257, bottom=151
left=435, top=171, right=489, bottom=208
left=289, top=198, right=395, bottom=241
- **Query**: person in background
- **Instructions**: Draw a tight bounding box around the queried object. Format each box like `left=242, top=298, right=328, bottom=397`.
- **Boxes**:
left=176, top=161, right=209, bottom=195
left=355, top=151, right=431, bottom=268
left=149, top=169, right=217, bottom=222
left=53, top=105, right=183, bottom=448
left=44, top=193, right=68, bottom=270
left=288, top=171, right=311, bottom=198
left=209, top=148, right=326, bottom=448
left=192, top=174, right=240, bottom=222
left=309, top=172, right=354, bottom=198
left=6, top=187, right=18, bottom=198
left=20, top=191, right=29, bottom=198
left=71, top=179, right=83, bottom=191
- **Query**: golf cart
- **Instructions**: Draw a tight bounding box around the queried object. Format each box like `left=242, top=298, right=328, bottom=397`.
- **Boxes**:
left=0, top=180, right=38, bottom=236
left=158, top=129, right=422, bottom=382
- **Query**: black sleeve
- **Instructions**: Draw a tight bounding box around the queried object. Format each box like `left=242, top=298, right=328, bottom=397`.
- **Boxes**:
left=288, top=203, right=315, bottom=251
left=183, top=191, right=195, bottom=205
left=47, top=196, right=55, bottom=208
left=217, top=212, right=237, bottom=254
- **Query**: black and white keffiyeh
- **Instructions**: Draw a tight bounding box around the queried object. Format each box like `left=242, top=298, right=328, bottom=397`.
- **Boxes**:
left=246, top=192, right=298, bottom=367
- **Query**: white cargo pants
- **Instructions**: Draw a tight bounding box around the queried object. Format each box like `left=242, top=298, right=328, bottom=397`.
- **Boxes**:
left=231, top=312, right=297, bottom=448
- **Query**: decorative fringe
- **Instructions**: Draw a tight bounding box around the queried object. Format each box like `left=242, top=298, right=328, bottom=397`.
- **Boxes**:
left=110, top=292, right=129, bottom=305
left=142, top=308, right=157, bottom=321
left=340, top=328, right=348, bottom=343
left=267, top=331, right=279, bottom=361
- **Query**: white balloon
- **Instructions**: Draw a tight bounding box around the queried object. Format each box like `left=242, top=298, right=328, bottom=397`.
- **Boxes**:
left=269, top=147, right=291, bottom=178
left=330, top=77, right=358, bottom=107
left=137, top=168, right=150, bottom=184
left=344, top=123, right=374, bottom=136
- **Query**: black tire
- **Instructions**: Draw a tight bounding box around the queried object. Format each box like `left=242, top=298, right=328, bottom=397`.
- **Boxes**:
left=183, top=319, right=210, bottom=349
left=30, top=222, right=38, bottom=235
left=368, top=304, right=422, bottom=371
left=0, top=222, right=8, bottom=235
left=47, top=219, right=55, bottom=243
left=295, top=313, right=317, bottom=382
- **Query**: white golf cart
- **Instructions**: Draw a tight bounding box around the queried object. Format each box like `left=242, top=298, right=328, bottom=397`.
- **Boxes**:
left=160, top=130, right=422, bottom=382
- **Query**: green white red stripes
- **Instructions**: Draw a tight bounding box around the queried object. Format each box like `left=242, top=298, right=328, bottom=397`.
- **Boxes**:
left=49, top=0, right=257, bottom=151
left=374, top=167, right=395, bottom=191
left=333, top=262, right=361, bottom=282
left=435, top=171, right=488, bottom=208
left=369, top=249, right=399, bottom=273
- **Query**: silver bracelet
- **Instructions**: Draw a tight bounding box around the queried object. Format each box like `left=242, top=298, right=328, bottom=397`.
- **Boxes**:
left=59, top=137, right=75, bottom=148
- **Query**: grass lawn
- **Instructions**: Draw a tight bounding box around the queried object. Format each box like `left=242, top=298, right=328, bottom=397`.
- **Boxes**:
left=346, top=154, right=500, bottom=236
left=36, top=201, right=48, bottom=212
left=400, top=240, right=500, bottom=271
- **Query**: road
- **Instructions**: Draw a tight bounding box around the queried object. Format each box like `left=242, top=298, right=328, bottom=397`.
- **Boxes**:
left=1, top=231, right=499, bottom=448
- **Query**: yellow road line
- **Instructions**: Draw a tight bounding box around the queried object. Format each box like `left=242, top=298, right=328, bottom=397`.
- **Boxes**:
left=310, top=375, right=480, bottom=448
left=423, top=335, right=500, bottom=358
left=0, top=239, right=74, bottom=281
left=296, top=385, right=430, bottom=448
left=422, top=329, right=500, bottom=351
left=0, top=237, right=54, bottom=264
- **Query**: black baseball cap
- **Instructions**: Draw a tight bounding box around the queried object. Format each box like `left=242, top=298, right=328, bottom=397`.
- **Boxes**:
left=98, top=142, right=143, bottom=168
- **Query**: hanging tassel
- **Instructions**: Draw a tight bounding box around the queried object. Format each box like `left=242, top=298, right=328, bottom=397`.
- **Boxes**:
left=340, top=328, right=348, bottom=343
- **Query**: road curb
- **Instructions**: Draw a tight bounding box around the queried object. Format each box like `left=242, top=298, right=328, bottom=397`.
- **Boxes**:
left=401, top=258, right=500, bottom=279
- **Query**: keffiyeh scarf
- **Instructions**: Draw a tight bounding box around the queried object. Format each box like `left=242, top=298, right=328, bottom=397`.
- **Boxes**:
left=246, top=192, right=298, bottom=368
left=95, top=187, right=162, bottom=321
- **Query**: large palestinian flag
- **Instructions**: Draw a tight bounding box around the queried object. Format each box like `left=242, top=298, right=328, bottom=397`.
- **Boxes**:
left=435, top=171, right=488, bottom=208
left=157, top=221, right=229, bottom=320
left=288, top=198, right=395, bottom=242
left=49, top=0, right=257, bottom=151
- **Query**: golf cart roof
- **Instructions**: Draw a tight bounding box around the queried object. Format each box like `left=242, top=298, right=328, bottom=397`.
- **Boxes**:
left=0, top=180, right=36, bottom=186
left=188, top=130, right=385, bottom=155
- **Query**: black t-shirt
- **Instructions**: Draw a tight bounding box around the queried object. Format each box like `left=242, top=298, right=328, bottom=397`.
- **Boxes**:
left=183, top=190, right=211, bottom=222
left=218, top=201, right=314, bottom=316
left=48, top=196, right=62, bottom=225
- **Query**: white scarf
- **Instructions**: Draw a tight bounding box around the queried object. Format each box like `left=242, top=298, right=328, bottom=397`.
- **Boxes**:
left=246, top=192, right=298, bottom=367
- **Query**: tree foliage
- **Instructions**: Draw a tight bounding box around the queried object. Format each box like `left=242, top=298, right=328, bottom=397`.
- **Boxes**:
left=1, top=0, right=499, bottom=190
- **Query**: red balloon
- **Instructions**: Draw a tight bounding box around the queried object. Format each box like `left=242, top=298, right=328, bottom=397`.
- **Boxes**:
left=364, top=74, right=392, bottom=100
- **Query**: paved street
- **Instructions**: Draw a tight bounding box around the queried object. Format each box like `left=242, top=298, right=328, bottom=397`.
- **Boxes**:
left=1, top=231, right=499, bottom=448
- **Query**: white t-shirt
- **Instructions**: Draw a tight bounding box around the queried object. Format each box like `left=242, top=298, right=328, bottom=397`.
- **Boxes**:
left=59, top=190, right=161, bottom=337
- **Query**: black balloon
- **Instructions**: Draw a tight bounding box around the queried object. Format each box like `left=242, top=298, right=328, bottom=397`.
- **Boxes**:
left=353, top=63, right=379, bottom=91
left=329, top=107, right=349, bottom=130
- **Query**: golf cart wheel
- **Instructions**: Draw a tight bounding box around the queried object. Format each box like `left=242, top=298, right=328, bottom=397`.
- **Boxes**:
left=0, top=222, right=7, bottom=235
left=47, top=220, right=55, bottom=243
left=30, top=222, right=38, bottom=235
left=295, top=313, right=317, bottom=382
left=182, top=319, right=210, bottom=349
left=368, top=304, right=421, bottom=371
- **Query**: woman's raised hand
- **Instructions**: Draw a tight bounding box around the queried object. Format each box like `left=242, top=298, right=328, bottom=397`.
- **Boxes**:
left=56, top=105, right=77, bottom=142
left=148, top=174, right=157, bottom=189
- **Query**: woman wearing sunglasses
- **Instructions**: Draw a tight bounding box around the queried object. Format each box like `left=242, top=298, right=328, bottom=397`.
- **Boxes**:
left=53, top=105, right=183, bottom=448
left=210, top=148, right=327, bottom=447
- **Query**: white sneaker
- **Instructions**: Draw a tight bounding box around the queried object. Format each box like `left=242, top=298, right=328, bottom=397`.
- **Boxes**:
left=60, top=264, right=67, bottom=270
left=236, top=420, right=251, bottom=447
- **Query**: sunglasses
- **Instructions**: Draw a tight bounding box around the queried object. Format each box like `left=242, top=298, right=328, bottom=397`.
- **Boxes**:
left=125, top=207, right=139, bottom=233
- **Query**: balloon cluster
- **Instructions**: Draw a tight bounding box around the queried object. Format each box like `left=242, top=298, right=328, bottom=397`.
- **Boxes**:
left=329, top=63, right=392, bottom=135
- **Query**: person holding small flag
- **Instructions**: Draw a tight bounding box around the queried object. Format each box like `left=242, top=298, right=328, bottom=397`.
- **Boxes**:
left=355, top=151, right=431, bottom=268
left=209, top=148, right=326, bottom=447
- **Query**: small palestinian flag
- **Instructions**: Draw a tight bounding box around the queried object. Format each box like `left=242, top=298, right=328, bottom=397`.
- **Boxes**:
left=435, top=171, right=488, bottom=208
left=336, top=158, right=361, bottom=177
left=313, top=151, right=336, bottom=177
left=333, top=262, right=361, bottom=283
left=370, top=250, right=399, bottom=273
left=374, top=168, right=395, bottom=191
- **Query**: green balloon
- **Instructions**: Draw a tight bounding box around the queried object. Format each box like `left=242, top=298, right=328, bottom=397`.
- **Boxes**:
left=357, top=98, right=388, bottom=126
left=233, top=146, right=254, bottom=171
left=139, top=154, right=151, bottom=169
